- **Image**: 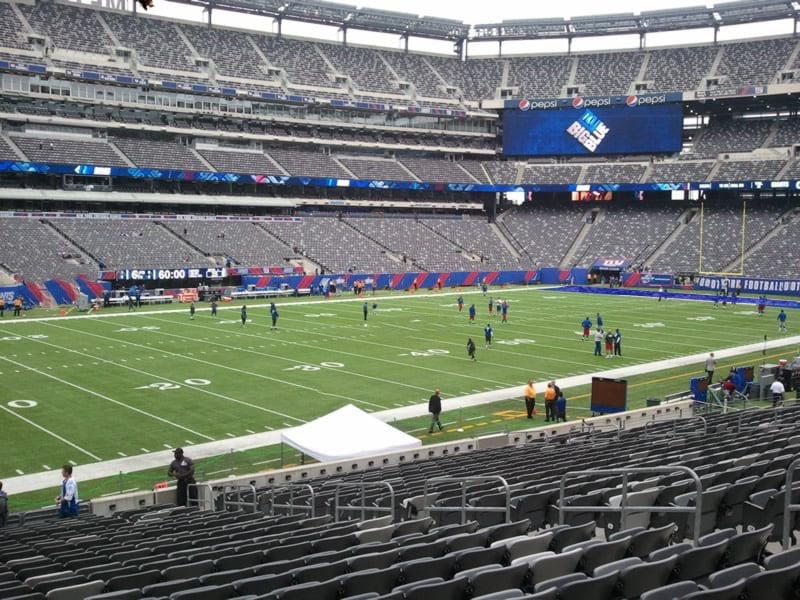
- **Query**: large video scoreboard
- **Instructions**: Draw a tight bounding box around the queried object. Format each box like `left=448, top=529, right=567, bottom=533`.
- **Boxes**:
left=502, top=99, right=683, bottom=157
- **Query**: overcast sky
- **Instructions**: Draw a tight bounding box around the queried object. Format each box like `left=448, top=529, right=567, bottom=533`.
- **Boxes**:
left=139, top=0, right=791, bottom=55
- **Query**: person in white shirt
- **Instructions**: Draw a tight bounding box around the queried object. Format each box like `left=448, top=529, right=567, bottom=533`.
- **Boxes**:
left=55, top=465, right=79, bottom=518
left=771, top=379, right=786, bottom=408
left=704, top=353, right=717, bottom=383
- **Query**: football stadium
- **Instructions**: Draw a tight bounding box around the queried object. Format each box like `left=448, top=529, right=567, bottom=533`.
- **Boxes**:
left=3, top=0, right=800, bottom=597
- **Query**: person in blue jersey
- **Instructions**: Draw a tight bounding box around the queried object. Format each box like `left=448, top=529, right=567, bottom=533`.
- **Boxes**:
left=270, top=302, right=279, bottom=330
left=488, top=296, right=494, bottom=316
left=467, top=337, right=476, bottom=361
left=468, top=304, right=476, bottom=323
left=135, top=286, right=142, bottom=308
left=581, top=316, right=592, bottom=341
left=55, top=465, right=79, bottom=518
left=614, top=328, right=622, bottom=356
left=240, top=304, right=247, bottom=327
left=189, top=301, right=195, bottom=320
left=778, top=309, right=788, bottom=333
left=457, top=295, right=464, bottom=312
left=484, top=323, right=493, bottom=349
left=556, top=391, right=567, bottom=423
left=362, top=301, right=368, bottom=327
left=596, top=312, right=603, bottom=329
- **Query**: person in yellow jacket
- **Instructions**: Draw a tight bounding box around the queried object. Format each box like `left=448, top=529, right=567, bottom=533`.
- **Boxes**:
left=524, top=380, right=536, bottom=420
left=13, top=296, right=22, bottom=317
left=544, top=382, right=557, bottom=422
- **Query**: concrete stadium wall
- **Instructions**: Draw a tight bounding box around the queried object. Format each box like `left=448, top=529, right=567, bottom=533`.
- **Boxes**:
left=90, top=399, right=694, bottom=517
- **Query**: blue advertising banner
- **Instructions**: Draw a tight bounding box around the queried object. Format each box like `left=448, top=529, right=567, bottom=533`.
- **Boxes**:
left=637, top=273, right=674, bottom=287
left=693, top=276, right=800, bottom=296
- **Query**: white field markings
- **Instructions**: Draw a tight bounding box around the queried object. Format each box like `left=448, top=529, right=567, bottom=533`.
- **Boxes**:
left=139, top=315, right=497, bottom=395
left=0, top=403, right=102, bottom=461
left=41, top=321, right=358, bottom=416
left=1, top=353, right=214, bottom=443
left=29, top=325, right=309, bottom=425
left=421, top=297, right=743, bottom=352
left=0, top=286, right=554, bottom=327
left=423, top=297, right=770, bottom=356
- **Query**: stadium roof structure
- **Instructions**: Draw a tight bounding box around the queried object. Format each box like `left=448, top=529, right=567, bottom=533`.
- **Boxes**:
left=167, top=0, right=470, bottom=41
left=473, top=0, right=800, bottom=41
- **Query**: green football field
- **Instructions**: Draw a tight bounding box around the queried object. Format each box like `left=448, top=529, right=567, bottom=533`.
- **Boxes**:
left=0, top=286, right=797, bottom=492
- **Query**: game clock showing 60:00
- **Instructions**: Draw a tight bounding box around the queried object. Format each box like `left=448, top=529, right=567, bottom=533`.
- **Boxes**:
left=119, top=269, right=187, bottom=281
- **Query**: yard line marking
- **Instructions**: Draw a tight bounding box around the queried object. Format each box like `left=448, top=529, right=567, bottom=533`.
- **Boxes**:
left=185, top=440, right=194, bottom=445
left=0, top=404, right=102, bottom=461
left=466, top=416, right=486, bottom=421
left=1, top=355, right=214, bottom=442
left=264, top=426, right=274, bottom=431
left=42, top=464, right=50, bottom=470
left=68, top=460, right=77, bottom=465
left=163, top=443, right=173, bottom=449
left=15, top=469, right=24, bottom=475
left=225, top=433, right=235, bottom=438
left=27, top=326, right=309, bottom=424
left=282, top=422, right=294, bottom=428
left=117, top=452, right=127, bottom=457
left=253, top=458, right=281, bottom=465
left=140, top=448, right=150, bottom=453
left=206, top=468, right=235, bottom=475
left=245, top=429, right=255, bottom=434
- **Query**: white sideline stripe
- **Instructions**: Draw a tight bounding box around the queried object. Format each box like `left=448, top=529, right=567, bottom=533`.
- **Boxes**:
left=5, top=333, right=800, bottom=496
left=0, top=404, right=102, bottom=461
left=253, top=458, right=281, bottom=466
left=2, top=354, right=214, bottom=442
left=466, top=416, right=485, bottom=421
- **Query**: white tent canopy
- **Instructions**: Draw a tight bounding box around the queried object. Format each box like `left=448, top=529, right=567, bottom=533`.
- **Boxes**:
left=280, top=404, right=422, bottom=462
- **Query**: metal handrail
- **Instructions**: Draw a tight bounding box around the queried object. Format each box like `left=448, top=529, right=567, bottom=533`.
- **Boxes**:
left=782, top=457, right=800, bottom=549
left=568, top=420, right=623, bottom=443
left=422, top=476, right=511, bottom=525
left=334, top=481, right=395, bottom=522
left=260, top=484, right=316, bottom=517
left=644, top=416, right=707, bottom=438
left=185, top=483, right=215, bottom=511
left=221, top=484, right=257, bottom=513
left=559, top=466, right=704, bottom=544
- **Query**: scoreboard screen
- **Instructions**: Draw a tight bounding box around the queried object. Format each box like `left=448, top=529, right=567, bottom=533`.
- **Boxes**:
left=590, top=377, right=628, bottom=414
left=502, top=103, right=683, bottom=157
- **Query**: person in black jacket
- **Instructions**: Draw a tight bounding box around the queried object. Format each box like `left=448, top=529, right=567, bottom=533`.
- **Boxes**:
left=428, top=389, right=443, bottom=433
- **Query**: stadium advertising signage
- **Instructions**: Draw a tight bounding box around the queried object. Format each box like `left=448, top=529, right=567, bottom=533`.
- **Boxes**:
left=694, top=276, right=800, bottom=294
left=639, top=273, right=674, bottom=287
left=502, top=101, right=683, bottom=157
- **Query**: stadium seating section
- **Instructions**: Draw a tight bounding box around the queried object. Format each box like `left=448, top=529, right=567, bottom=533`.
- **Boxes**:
left=3, top=407, right=800, bottom=599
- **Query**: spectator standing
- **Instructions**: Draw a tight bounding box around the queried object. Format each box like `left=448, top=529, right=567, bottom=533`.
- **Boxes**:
left=581, top=316, right=592, bottom=341
left=524, top=380, right=536, bottom=419
left=604, top=330, right=614, bottom=358
left=778, top=310, right=788, bottom=333
left=428, top=389, right=443, bottom=433
left=168, top=448, right=196, bottom=507
left=614, top=329, right=622, bottom=356
left=556, top=392, right=567, bottom=423
left=771, top=379, right=786, bottom=408
left=705, top=353, right=717, bottom=383
left=544, top=382, right=556, bottom=422
left=0, top=482, right=7, bottom=527
left=55, top=465, right=79, bottom=518
left=13, top=296, right=22, bottom=317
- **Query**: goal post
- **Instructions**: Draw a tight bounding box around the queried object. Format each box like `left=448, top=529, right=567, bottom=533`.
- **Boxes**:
left=698, top=200, right=746, bottom=276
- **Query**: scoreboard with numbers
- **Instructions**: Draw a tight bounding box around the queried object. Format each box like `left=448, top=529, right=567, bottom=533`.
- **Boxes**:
left=116, top=267, right=228, bottom=282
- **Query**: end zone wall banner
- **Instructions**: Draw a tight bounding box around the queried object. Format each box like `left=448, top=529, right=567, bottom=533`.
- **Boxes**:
left=694, top=276, right=800, bottom=295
